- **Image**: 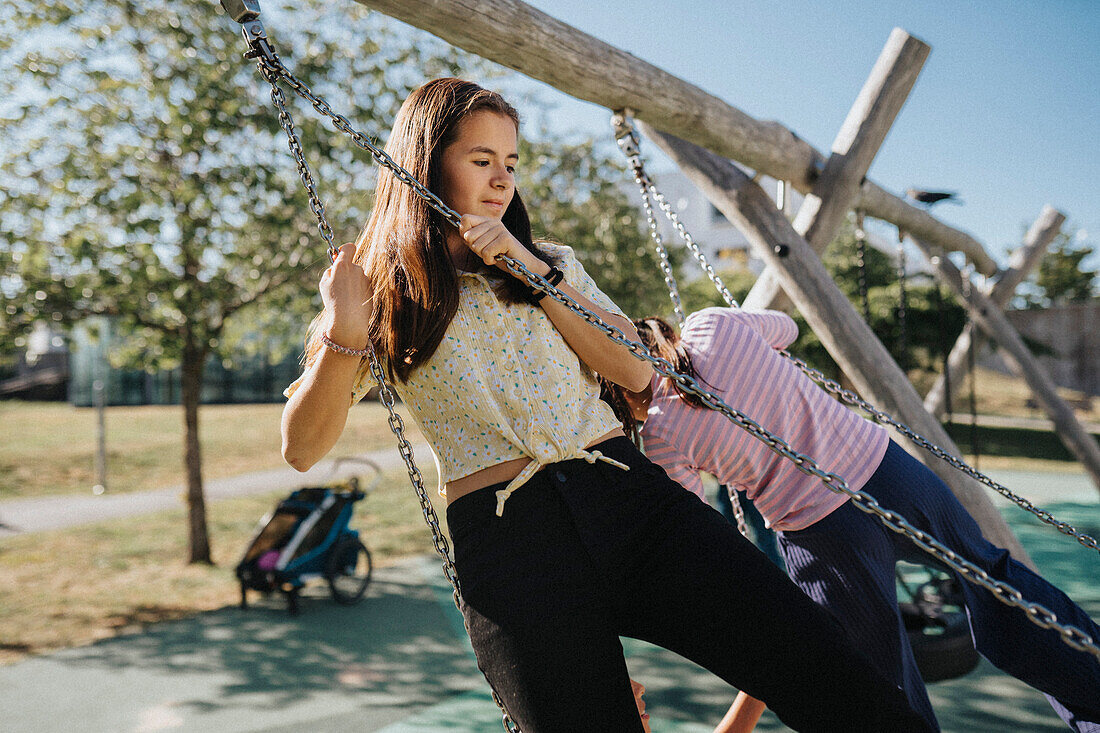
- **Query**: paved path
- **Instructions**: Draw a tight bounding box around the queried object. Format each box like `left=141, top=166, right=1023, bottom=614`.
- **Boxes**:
left=0, top=443, right=433, bottom=538
left=2, top=431, right=1096, bottom=539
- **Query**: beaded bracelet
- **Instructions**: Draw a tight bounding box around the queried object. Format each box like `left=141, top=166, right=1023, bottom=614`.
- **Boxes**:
left=528, top=266, right=565, bottom=303
left=321, top=333, right=371, bottom=358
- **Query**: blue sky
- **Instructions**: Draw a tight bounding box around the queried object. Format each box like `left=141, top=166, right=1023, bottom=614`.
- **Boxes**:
left=514, top=0, right=1099, bottom=268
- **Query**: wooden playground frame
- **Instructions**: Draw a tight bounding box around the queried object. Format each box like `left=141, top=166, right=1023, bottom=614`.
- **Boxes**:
left=353, top=0, right=1100, bottom=563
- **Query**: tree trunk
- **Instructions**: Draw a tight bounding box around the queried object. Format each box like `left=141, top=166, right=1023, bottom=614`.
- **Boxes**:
left=181, top=337, right=212, bottom=564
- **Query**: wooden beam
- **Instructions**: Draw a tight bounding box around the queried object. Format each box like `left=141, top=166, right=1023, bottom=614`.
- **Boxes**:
left=924, top=206, right=1065, bottom=416
left=353, top=0, right=999, bottom=274
left=639, top=124, right=1034, bottom=564
left=912, top=238, right=1100, bottom=494
left=743, top=28, right=929, bottom=311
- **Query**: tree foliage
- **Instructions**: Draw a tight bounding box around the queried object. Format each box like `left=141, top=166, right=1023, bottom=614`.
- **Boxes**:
left=790, top=222, right=968, bottom=380
left=0, top=0, right=688, bottom=563
left=1020, top=230, right=1098, bottom=308
left=0, top=0, right=480, bottom=562
left=518, top=133, right=680, bottom=319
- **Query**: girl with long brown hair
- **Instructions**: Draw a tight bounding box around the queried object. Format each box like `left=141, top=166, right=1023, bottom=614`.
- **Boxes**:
left=280, top=78, right=932, bottom=732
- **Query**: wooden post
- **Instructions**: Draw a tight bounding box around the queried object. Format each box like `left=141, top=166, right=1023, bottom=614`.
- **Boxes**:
left=742, top=28, right=929, bottom=311
left=354, top=0, right=998, bottom=274
left=924, top=206, right=1065, bottom=416
left=912, top=239, right=1100, bottom=494
left=638, top=124, right=1035, bottom=565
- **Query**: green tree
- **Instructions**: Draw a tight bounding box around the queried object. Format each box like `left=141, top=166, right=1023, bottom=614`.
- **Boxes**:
left=804, top=222, right=967, bottom=379
left=1021, top=230, right=1098, bottom=308
left=518, top=133, right=681, bottom=319
left=0, top=0, right=477, bottom=563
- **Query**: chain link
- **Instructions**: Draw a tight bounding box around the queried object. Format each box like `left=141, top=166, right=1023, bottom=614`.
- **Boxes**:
left=778, top=349, right=1100, bottom=554
left=260, top=63, right=337, bottom=259
left=611, top=114, right=750, bottom=537
left=243, top=45, right=520, bottom=731
left=642, top=186, right=687, bottom=326
left=611, top=114, right=1100, bottom=557
left=239, top=34, right=1099, bottom=705
left=500, top=253, right=1100, bottom=661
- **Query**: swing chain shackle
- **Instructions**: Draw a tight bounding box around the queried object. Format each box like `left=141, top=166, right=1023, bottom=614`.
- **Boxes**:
left=610, top=110, right=651, bottom=186
left=219, top=0, right=277, bottom=64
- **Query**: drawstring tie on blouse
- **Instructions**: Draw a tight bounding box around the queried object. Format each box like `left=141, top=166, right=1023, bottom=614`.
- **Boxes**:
left=494, top=448, right=630, bottom=517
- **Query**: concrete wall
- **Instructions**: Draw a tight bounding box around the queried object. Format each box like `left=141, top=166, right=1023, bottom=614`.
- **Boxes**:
left=988, top=302, right=1100, bottom=397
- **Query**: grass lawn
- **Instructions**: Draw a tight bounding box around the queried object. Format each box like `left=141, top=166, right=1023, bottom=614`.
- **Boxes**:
left=0, top=400, right=423, bottom=499
left=909, top=366, right=1100, bottom=424
left=0, top=466, right=446, bottom=665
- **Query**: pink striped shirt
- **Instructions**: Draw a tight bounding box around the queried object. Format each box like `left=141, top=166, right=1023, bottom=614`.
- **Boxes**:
left=641, top=308, right=889, bottom=531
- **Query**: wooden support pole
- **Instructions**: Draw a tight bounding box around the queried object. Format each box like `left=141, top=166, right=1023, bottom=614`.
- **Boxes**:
left=638, top=123, right=1034, bottom=565
left=912, top=239, right=1100, bottom=494
left=743, top=28, right=929, bottom=311
left=924, top=206, right=1065, bottom=416
left=354, top=0, right=999, bottom=274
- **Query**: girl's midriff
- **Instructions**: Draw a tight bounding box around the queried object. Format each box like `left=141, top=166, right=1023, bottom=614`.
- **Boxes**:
left=444, top=427, right=624, bottom=504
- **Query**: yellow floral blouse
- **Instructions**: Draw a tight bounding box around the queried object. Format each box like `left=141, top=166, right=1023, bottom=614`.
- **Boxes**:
left=285, top=242, right=629, bottom=515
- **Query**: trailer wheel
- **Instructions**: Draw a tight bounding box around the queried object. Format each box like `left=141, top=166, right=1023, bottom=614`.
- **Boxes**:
left=326, top=537, right=372, bottom=605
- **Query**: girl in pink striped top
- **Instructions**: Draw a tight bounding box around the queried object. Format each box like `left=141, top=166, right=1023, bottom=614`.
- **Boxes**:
left=612, top=307, right=1100, bottom=732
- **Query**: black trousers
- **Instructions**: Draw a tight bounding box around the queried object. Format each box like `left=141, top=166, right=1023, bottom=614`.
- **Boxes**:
left=446, top=437, right=933, bottom=732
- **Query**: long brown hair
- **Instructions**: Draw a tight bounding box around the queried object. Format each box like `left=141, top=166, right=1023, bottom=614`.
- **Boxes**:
left=303, top=78, right=553, bottom=382
left=632, top=317, right=707, bottom=408
left=600, top=315, right=711, bottom=440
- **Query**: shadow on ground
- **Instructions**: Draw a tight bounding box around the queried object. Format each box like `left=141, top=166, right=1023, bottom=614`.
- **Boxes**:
left=2, top=500, right=1096, bottom=732
left=0, top=561, right=482, bottom=732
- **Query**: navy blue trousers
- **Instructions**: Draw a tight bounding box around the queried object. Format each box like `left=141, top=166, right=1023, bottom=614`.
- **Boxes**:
left=447, top=437, right=933, bottom=733
left=778, top=440, right=1100, bottom=732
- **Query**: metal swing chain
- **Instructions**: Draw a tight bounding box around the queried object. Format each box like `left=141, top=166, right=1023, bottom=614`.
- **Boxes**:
left=231, top=23, right=520, bottom=732
left=612, top=113, right=752, bottom=539
left=228, top=11, right=1097, bottom=682
left=774, top=349, right=1098, bottom=553
left=504, top=257, right=1100, bottom=662
left=611, top=114, right=1100, bottom=556
left=643, top=188, right=687, bottom=326
left=855, top=212, right=872, bottom=321
left=612, top=118, right=741, bottom=311
left=612, top=116, right=685, bottom=326
left=896, top=233, right=910, bottom=373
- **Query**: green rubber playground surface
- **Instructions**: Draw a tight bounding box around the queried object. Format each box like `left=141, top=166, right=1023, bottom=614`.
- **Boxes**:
left=1, top=469, right=1097, bottom=732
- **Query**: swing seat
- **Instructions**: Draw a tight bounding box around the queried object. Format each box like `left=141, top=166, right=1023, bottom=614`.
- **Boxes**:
left=898, top=569, right=980, bottom=682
